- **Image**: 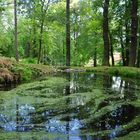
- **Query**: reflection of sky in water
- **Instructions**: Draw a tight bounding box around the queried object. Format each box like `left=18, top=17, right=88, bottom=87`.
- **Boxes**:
left=45, top=118, right=83, bottom=135
left=70, top=96, right=86, bottom=106
left=112, top=77, right=125, bottom=94
left=0, top=104, right=35, bottom=132
left=109, top=125, right=122, bottom=139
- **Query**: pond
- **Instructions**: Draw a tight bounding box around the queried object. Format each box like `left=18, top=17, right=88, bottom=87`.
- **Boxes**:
left=0, top=72, right=140, bottom=140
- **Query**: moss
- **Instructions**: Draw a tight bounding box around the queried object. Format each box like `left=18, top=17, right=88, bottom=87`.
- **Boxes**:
left=84, top=66, right=140, bottom=79
left=0, top=131, right=68, bottom=140
left=115, top=130, right=140, bottom=140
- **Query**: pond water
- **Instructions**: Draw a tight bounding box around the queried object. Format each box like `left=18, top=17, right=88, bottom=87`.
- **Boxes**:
left=0, top=73, right=140, bottom=140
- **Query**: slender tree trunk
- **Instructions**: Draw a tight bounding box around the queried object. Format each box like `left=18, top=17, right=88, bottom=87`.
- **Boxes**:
left=124, top=0, right=130, bottom=66
left=120, top=30, right=126, bottom=66
left=63, top=40, right=65, bottom=66
left=38, top=21, right=44, bottom=64
left=38, top=0, right=50, bottom=64
left=93, top=47, right=97, bottom=67
left=136, top=18, right=140, bottom=67
left=14, top=0, right=19, bottom=61
left=33, top=25, right=37, bottom=57
left=129, top=0, right=138, bottom=66
left=74, top=30, right=78, bottom=66
left=137, top=40, right=140, bottom=67
left=25, top=42, right=31, bottom=57
left=125, top=22, right=130, bottom=66
left=32, top=1, right=37, bottom=58
left=109, top=32, right=114, bottom=66
left=37, top=2, right=45, bottom=64
left=66, top=0, right=71, bottom=66
left=73, top=8, right=78, bottom=66
left=103, top=0, right=110, bottom=66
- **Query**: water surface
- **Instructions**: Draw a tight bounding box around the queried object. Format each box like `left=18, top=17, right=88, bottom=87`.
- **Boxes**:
left=0, top=73, right=140, bottom=140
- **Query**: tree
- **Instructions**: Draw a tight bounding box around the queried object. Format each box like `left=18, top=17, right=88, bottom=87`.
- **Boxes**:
left=137, top=12, right=140, bottom=67
left=103, top=0, right=110, bottom=66
left=14, top=0, right=19, bottom=61
left=109, top=31, right=114, bottom=66
left=66, top=0, right=71, bottom=66
left=129, top=0, right=138, bottom=66
left=38, top=0, right=51, bottom=64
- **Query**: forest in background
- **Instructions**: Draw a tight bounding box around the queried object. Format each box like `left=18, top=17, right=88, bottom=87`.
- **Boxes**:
left=0, top=0, right=140, bottom=67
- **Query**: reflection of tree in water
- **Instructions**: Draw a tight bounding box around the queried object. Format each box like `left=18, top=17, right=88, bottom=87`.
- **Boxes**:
left=16, top=100, right=19, bottom=131
left=65, top=73, right=71, bottom=95
left=102, top=75, right=137, bottom=101
left=63, top=73, right=98, bottom=94
left=65, top=73, right=71, bottom=139
left=103, top=74, right=112, bottom=89
left=123, top=80, right=137, bottom=101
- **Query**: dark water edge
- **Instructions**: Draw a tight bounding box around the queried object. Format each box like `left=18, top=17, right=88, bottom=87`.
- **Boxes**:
left=0, top=72, right=140, bottom=140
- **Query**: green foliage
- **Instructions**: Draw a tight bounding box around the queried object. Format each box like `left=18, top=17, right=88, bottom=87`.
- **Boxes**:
left=21, top=58, right=37, bottom=64
left=0, top=0, right=139, bottom=66
left=0, top=0, right=104, bottom=66
left=12, top=64, right=32, bottom=81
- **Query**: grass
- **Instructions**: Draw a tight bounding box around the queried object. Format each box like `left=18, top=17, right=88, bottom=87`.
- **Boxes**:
left=57, top=66, right=140, bottom=79
left=85, top=66, right=140, bottom=78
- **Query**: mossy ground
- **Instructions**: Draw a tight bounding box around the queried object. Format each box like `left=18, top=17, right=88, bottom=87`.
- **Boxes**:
left=115, top=130, right=140, bottom=140
left=58, top=66, right=140, bottom=79
left=0, top=131, right=68, bottom=140
left=85, top=66, right=140, bottom=79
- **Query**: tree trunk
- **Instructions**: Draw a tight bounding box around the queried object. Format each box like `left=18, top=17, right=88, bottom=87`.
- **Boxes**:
left=120, top=35, right=125, bottom=66
left=120, top=27, right=126, bottom=66
left=93, top=47, right=97, bottom=67
left=14, top=0, right=19, bottom=61
left=25, top=42, right=31, bottom=57
left=38, top=21, right=43, bottom=64
left=73, top=8, right=78, bottom=66
left=66, top=0, right=71, bottom=66
left=129, top=0, right=138, bottom=67
left=32, top=25, right=37, bottom=57
left=109, top=32, right=114, bottom=66
left=137, top=41, right=140, bottom=67
left=125, top=22, right=130, bottom=66
left=136, top=17, right=140, bottom=67
left=63, top=40, right=65, bottom=66
left=103, top=0, right=110, bottom=66
left=37, top=0, right=50, bottom=64
left=124, top=0, right=131, bottom=66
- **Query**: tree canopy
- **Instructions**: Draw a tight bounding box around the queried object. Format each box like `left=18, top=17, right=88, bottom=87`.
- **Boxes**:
left=0, top=0, right=139, bottom=67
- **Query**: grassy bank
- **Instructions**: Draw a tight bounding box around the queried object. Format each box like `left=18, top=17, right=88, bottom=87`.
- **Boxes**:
left=0, top=57, right=55, bottom=84
left=1, top=57, right=140, bottom=84
left=58, top=66, right=140, bottom=79
left=85, top=66, right=140, bottom=78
